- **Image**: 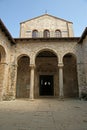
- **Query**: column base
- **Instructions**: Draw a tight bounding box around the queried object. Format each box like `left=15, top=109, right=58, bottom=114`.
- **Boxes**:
left=29, top=98, right=34, bottom=101
left=2, top=92, right=16, bottom=101
left=58, top=96, right=64, bottom=100
left=2, top=95, right=15, bottom=101
left=0, top=97, right=3, bottom=101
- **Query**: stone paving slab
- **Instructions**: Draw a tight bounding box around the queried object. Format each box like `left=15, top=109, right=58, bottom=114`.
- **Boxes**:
left=0, top=99, right=87, bottom=130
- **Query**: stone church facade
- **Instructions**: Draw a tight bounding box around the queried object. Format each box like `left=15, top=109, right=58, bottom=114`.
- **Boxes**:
left=0, top=14, right=87, bottom=100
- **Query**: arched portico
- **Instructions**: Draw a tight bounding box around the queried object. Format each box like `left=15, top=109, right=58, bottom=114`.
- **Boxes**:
left=15, top=50, right=79, bottom=99
left=63, top=53, right=79, bottom=97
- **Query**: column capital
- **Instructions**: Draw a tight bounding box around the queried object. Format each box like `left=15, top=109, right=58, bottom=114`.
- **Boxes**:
left=58, top=63, right=64, bottom=68
left=11, top=63, right=18, bottom=67
left=30, top=64, right=36, bottom=69
left=0, top=62, right=8, bottom=65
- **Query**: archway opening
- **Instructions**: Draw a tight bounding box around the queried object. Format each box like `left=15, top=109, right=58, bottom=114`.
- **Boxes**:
left=16, top=56, right=30, bottom=98
left=63, top=53, right=78, bottom=98
left=35, top=50, right=58, bottom=97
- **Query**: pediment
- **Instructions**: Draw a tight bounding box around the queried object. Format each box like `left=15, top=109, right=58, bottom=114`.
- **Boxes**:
left=21, top=14, right=72, bottom=24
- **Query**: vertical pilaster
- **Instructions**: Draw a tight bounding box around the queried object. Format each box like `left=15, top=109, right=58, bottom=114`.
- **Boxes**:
left=0, top=62, right=8, bottom=100
left=9, top=63, right=18, bottom=100
left=1, top=62, right=9, bottom=99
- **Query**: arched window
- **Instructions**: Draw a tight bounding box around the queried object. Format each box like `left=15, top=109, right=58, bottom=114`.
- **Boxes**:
left=32, top=30, right=38, bottom=38
left=55, top=30, right=62, bottom=37
left=44, top=30, right=50, bottom=38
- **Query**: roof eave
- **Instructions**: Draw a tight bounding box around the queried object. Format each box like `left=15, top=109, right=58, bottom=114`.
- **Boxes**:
left=0, top=19, right=16, bottom=44
left=78, top=27, right=87, bottom=43
left=14, top=37, right=80, bottom=43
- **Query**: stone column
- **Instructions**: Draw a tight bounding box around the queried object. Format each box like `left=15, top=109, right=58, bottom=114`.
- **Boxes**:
left=29, top=65, right=35, bottom=100
left=58, top=63, right=64, bottom=98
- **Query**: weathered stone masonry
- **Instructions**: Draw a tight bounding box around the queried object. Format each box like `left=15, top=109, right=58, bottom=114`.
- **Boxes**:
left=0, top=14, right=87, bottom=100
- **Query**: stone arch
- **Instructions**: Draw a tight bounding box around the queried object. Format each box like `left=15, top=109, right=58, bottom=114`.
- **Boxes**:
left=63, top=52, right=77, bottom=59
left=35, top=49, right=59, bottom=97
left=16, top=55, right=30, bottom=98
left=35, top=48, right=58, bottom=61
left=61, top=51, right=77, bottom=64
left=63, top=53, right=78, bottom=98
left=17, top=54, right=30, bottom=64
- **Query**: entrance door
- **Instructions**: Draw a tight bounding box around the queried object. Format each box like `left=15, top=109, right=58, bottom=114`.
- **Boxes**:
left=39, top=75, right=54, bottom=96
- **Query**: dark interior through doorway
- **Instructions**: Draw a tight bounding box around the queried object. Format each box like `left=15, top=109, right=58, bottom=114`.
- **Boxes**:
left=39, top=75, right=54, bottom=96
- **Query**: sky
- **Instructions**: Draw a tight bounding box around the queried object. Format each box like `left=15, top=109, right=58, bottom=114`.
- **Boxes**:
left=0, top=0, right=87, bottom=38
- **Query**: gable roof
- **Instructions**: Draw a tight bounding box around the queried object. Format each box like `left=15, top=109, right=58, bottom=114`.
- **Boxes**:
left=20, top=13, right=73, bottom=24
left=78, top=27, right=87, bottom=43
left=0, top=19, right=15, bottom=44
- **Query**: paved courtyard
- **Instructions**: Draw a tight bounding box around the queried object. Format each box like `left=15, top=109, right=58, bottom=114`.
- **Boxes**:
left=0, top=98, right=87, bottom=130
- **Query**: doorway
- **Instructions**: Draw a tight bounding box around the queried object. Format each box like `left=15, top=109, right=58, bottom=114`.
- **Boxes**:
left=39, top=75, right=54, bottom=96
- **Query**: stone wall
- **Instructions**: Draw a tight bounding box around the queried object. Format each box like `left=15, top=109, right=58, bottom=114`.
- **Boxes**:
left=0, top=32, right=86, bottom=99
left=1, top=17, right=87, bottom=100
left=0, top=29, right=11, bottom=100
left=20, top=14, right=74, bottom=38
left=81, top=36, right=87, bottom=96
left=14, top=39, right=81, bottom=98
left=0, top=33, right=85, bottom=99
